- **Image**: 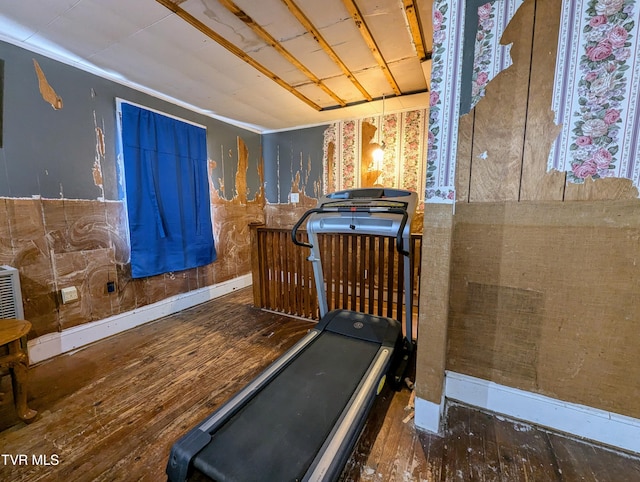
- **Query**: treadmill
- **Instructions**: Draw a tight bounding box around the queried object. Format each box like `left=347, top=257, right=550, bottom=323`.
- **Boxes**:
left=166, top=187, right=418, bottom=482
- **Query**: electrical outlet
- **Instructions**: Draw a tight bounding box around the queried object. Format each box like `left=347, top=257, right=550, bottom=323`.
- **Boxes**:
left=290, top=192, right=299, bottom=203
left=61, top=286, right=79, bottom=304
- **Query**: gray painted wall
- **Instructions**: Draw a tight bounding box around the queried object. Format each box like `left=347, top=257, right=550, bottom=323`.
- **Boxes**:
left=0, top=40, right=261, bottom=201
left=262, top=126, right=327, bottom=203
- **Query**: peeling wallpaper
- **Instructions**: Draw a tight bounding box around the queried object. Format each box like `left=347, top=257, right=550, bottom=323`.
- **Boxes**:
left=429, top=0, right=640, bottom=199
left=262, top=126, right=326, bottom=204
left=323, top=110, right=429, bottom=202
left=549, top=0, right=640, bottom=188
left=468, top=0, right=525, bottom=110
left=0, top=37, right=432, bottom=338
left=0, top=40, right=264, bottom=337
left=427, top=0, right=463, bottom=202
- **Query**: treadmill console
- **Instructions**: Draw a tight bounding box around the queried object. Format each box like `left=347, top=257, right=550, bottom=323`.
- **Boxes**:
left=307, top=188, right=417, bottom=241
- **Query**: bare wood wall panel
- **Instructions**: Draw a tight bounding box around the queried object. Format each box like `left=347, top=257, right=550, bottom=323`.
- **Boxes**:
left=563, top=177, right=640, bottom=201
left=416, top=204, right=454, bottom=404
left=518, top=0, right=565, bottom=201
left=468, top=0, right=535, bottom=202
left=447, top=201, right=640, bottom=419
left=455, top=111, right=474, bottom=202
left=458, top=0, right=637, bottom=204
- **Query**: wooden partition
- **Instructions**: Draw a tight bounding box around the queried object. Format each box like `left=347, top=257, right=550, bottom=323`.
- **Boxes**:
left=250, top=224, right=422, bottom=328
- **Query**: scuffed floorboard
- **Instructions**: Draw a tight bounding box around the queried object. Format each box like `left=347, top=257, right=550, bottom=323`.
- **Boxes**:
left=1, top=288, right=639, bottom=481
left=341, top=395, right=640, bottom=482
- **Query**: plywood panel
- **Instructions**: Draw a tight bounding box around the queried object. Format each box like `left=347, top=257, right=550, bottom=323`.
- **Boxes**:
left=448, top=200, right=640, bottom=419
left=563, top=177, right=640, bottom=201
left=519, top=0, right=565, bottom=201
left=469, top=0, right=534, bottom=202
left=416, top=204, right=453, bottom=404
left=455, top=112, right=474, bottom=203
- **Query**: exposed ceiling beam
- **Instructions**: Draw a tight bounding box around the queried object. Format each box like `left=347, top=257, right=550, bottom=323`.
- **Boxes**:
left=341, top=0, right=401, bottom=96
left=155, top=0, right=322, bottom=111
left=218, top=0, right=347, bottom=107
left=402, top=0, right=427, bottom=61
left=280, top=0, right=373, bottom=102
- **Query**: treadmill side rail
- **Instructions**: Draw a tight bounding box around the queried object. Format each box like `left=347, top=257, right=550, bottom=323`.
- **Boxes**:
left=303, top=347, right=392, bottom=482
left=166, top=329, right=320, bottom=482
left=199, top=329, right=320, bottom=433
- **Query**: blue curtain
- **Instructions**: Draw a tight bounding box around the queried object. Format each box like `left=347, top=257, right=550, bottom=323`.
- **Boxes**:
left=121, top=103, right=216, bottom=278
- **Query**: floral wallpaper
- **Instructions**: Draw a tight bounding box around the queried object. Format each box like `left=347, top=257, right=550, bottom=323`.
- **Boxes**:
left=323, top=109, right=429, bottom=200
left=471, top=0, right=525, bottom=109
left=549, top=0, right=640, bottom=189
left=427, top=0, right=529, bottom=202
left=426, top=0, right=464, bottom=203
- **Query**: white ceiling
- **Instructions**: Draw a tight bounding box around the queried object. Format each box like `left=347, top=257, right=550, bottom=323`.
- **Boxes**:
left=0, top=0, right=432, bottom=132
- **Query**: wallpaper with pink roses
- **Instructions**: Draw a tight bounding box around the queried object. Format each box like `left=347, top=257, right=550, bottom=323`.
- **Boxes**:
left=426, top=0, right=462, bottom=203
left=322, top=110, right=429, bottom=201
left=428, top=0, right=640, bottom=201
left=471, top=1, right=525, bottom=109
left=549, top=0, right=640, bottom=189
left=427, top=0, right=527, bottom=202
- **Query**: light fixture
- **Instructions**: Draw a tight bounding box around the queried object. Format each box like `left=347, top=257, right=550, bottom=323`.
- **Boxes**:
left=372, top=94, right=386, bottom=169
left=373, top=145, right=384, bottom=164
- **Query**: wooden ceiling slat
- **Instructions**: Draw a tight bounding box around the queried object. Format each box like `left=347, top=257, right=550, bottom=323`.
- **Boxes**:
left=341, top=0, right=401, bottom=96
left=403, top=0, right=427, bottom=61
left=280, top=0, right=373, bottom=102
left=155, top=0, right=322, bottom=111
left=218, top=0, right=346, bottom=107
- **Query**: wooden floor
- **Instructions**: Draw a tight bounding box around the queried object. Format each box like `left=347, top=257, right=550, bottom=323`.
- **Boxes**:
left=1, top=287, right=639, bottom=481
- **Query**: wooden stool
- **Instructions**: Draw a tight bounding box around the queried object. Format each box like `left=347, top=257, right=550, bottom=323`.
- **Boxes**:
left=0, top=319, right=37, bottom=423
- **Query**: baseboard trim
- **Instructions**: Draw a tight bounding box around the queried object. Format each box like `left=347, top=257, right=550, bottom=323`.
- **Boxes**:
left=414, top=396, right=445, bottom=434
left=28, top=274, right=252, bottom=364
left=414, top=371, right=640, bottom=454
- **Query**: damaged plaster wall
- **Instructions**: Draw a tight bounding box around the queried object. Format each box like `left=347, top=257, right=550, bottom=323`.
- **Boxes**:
left=261, top=126, right=325, bottom=227
left=262, top=126, right=325, bottom=204
left=0, top=39, right=262, bottom=338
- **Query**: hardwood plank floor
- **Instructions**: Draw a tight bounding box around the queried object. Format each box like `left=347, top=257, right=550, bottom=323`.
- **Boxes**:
left=1, top=287, right=639, bottom=481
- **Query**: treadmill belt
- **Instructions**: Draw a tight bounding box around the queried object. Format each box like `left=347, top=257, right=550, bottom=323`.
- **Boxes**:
left=193, top=331, right=380, bottom=481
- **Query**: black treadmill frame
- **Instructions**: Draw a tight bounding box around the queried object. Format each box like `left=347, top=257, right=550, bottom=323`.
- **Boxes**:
left=166, top=188, right=417, bottom=482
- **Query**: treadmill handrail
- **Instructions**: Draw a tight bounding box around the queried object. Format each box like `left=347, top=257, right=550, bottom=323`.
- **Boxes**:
left=291, top=205, right=410, bottom=256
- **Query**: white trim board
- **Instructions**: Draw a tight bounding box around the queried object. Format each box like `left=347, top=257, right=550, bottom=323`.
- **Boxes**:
left=116, top=98, right=207, bottom=130
left=28, top=274, right=252, bottom=364
left=415, top=371, right=640, bottom=455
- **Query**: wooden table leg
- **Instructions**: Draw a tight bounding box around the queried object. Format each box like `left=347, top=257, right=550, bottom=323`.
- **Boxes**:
left=8, top=338, right=37, bottom=423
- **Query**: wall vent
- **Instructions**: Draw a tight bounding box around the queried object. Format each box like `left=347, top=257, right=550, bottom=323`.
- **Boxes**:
left=0, top=265, right=25, bottom=319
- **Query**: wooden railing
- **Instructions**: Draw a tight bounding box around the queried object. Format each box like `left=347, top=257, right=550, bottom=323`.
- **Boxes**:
left=249, top=224, right=422, bottom=325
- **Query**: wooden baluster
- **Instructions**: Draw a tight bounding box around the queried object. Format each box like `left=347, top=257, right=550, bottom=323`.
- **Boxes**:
left=273, top=231, right=281, bottom=312
left=304, top=233, right=312, bottom=318
left=386, top=236, right=394, bottom=318
left=340, top=235, right=347, bottom=310
left=249, top=224, right=262, bottom=308
left=396, top=247, right=404, bottom=325
left=377, top=236, right=384, bottom=316
left=360, top=236, right=367, bottom=313
left=350, top=235, right=357, bottom=311
left=293, top=231, right=306, bottom=316
left=367, top=235, right=375, bottom=314
left=282, top=231, right=289, bottom=314
left=265, top=231, right=274, bottom=311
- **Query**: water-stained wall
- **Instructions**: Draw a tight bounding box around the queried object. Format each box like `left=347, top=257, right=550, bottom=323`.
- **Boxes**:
left=0, top=40, right=263, bottom=339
